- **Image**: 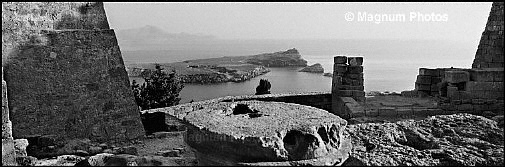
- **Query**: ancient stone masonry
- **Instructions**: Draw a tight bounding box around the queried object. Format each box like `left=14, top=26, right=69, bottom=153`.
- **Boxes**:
left=331, top=56, right=365, bottom=119
left=472, top=2, right=504, bottom=69
left=2, top=67, right=17, bottom=166
left=2, top=2, right=145, bottom=143
left=403, top=2, right=504, bottom=117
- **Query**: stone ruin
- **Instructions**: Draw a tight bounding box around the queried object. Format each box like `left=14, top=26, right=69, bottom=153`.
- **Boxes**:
left=1, top=1, right=504, bottom=166
left=331, top=56, right=366, bottom=119
left=2, top=2, right=144, bottom=165
left=404, top=2, right=504, bottom=117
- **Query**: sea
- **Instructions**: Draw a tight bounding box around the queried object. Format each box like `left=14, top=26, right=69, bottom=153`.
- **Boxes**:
left=124, top=39, right=478, bottom=104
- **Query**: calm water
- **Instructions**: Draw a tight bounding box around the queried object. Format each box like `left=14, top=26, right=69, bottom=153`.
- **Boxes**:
left=129, top=54, right=471, bottom=104
left=125, top=39, right=477, bottom=104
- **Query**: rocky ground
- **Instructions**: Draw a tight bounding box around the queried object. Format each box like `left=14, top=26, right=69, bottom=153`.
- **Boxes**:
left=344, top=113, right=504, bottom=166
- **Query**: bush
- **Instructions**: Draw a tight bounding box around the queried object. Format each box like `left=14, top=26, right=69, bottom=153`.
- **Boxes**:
left=131, top=64, right=184, bottom=110
left=255, top=79, right=271, bottom=95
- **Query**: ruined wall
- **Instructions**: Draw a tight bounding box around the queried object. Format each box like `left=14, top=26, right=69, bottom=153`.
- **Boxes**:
left=2, top=67, right=17, bottom=166
left=472, top=2, right=504, bottom=69
left=2, top=2, right=145, bottom=142
left=331, top=56, right=365, bottom=119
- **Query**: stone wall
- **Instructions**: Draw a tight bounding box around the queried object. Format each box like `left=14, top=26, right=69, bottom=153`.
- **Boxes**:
left=331, top=56, right=365, bottom=119
left=2, top=2, right=144, bottom=142
left=2, top=67, right=17, bottom=166
left=405, top=2, right=504, bottom=116
left=472, top=2, right=504, bottom=69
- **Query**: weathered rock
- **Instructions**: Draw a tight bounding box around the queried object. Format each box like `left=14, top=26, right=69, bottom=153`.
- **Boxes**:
left=492, top=115, right=504, bottom=128
left=88, top=146, right=103, bottom=155
left=122, top=146, right=138, bottom=155
left=183, top=101, right=349, bottom=165
left=16, top=156, right=38, bottom=166
left=343, top=113, right=504, bottom=166
left=299, top=63, right=324, bottom=73
left=34, top=155, right=85, bottom=166
left=13, top=139, right=29, bottom=156
left=157, top=150, right=181, bottom=157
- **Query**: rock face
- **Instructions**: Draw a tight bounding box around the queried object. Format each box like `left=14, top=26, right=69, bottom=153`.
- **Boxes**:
left=299, top=63, right=324, bottom=73
left=246, top=48, right=308, bottom=67
left=343, top=113, right=504, bottom=166
left=182, top=101, right=350, bottom=165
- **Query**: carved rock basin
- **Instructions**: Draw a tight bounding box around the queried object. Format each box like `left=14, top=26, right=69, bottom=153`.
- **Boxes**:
left=182, top=101, right=350, bottom=165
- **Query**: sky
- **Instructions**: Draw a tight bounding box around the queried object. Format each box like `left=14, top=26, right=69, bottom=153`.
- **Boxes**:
left=103, top=2, right=492, bottom=41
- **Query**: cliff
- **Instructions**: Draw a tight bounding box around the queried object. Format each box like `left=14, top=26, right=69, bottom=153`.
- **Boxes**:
left=245, top=48, right=307, bottom=67
left=299, top=63, right=324, bottom=73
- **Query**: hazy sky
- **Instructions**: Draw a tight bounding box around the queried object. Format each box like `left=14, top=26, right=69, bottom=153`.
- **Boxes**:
left=104, top=2, right=492, bottom=40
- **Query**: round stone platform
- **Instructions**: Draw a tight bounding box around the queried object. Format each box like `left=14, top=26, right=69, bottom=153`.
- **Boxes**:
left=182, top=101, right=350, bottom=165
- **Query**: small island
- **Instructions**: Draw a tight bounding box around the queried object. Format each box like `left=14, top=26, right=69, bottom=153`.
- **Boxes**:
left=126, top=48, right=308, bottom=84
left=299, top=63, right=324, bottom=73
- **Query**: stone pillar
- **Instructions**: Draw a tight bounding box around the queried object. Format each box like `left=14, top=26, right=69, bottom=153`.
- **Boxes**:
left=331, top=56, right=365, bottom=119
left=2, top=67, right=17, bottom=166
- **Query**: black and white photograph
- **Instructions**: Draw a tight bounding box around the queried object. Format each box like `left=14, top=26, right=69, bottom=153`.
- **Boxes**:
left=1, top=2, right=504, bottom=166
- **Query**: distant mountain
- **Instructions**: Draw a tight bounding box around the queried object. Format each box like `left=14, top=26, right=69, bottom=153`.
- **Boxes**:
left=115, top=25, right=217, bottom=51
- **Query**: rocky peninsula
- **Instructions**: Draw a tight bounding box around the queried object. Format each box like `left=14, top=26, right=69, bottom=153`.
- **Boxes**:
left=126, top=48, right=308, bottom=84
left=299, top=63, right=324, bottom=73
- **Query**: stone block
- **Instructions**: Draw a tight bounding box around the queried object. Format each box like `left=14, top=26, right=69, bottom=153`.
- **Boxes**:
left=431, top=77, right=442, bottom=84
left=339, top=85, right=364, bottom=90
left=486, top=90, right=504, bottom=99
left=430, top=84, right=439, bottom=92
left=13, top=139, right=28, bottom=157
left=366, top=109, right=379, bottom=117
left=445, top=71, right=470, bottom=83
left=338, top=90, right=355, bottom=97
left=457, top=104, right=473, bottom=111
left=461, top=99, right=472, bottom=104
left=334, top=56, right=347, bottom=64
left=466, top=81, right=503, bottom=91
left=378, top=107, right=396, bottom=117
left=334, top=64, right=348, bottom=74
left=470, top=69, right=496, bottom=82
left=347, top=66, right=363, bottom=74
left=352, top=91, right=365, bottom=97
left=415, top=83, right=431, bottom=91
left=416, top=75, right=432, bottom=84
left=347, top=73, right=363, bottom=79
left=473, top=104, right=488, bottom=111
left=2, top=139, right=17, bottom=166
left=348, top=57, right=363, bottom=66
left=419, top=68, right=437, bottom=76
left=2, top=121, right=12, bottom=139
left=472, top=99, right=485, bottom=105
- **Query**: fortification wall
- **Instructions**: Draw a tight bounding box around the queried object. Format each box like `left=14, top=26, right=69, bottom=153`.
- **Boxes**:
left=2, top=2, right=144, bottom=142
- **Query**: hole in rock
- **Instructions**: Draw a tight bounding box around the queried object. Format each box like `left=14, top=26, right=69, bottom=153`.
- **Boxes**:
left=283, top=130, right=319, bottom=161
left=233, top=104, right=257, bottom=115
left=140, top=112, right=168, bottom=135
left=317, top=127, right=330, bottom=144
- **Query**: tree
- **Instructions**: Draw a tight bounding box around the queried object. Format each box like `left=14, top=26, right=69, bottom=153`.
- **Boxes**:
left=255, top=79, right=271, bottom=95
left=131, top=64, right=184, bottom=110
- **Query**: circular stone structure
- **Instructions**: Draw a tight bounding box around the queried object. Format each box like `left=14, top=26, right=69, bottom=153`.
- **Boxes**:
left=182, top=100, right=350, bottom=165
